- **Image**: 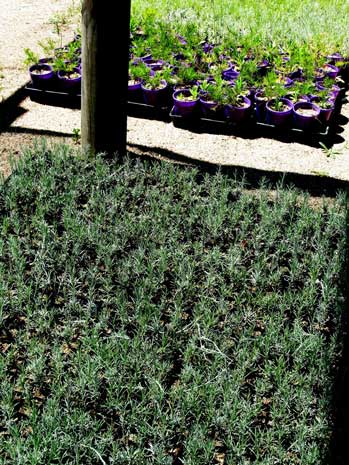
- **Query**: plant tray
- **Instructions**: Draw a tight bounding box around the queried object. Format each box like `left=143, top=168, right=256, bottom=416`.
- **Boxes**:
left=169, top=107, right=332, bottom=140
left=25, top=84, right=172, bottom=122
left=127, top=100, right=171, bottom=121
left=26, top=84, right=81, bottom=109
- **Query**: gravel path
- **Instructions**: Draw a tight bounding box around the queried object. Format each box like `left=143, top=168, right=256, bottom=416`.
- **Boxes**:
left=0, top=0, right=349, bottom=181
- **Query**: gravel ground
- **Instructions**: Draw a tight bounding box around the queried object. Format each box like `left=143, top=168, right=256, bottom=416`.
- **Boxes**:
left=0, top=0, right=349, bottom=181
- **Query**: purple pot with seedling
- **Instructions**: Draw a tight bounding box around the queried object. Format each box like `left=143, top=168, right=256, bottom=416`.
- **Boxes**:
left=310, top=96, right=335, bottom=124
left=222, top=67, right=240, bottom=81
left=141, top=54, right=153, bottom=63
left=29, top=63, right=55, bottom=88
left=327, top=52, right=343, bottom=64
left=257, top=60, right=271, bottom=76
left=315, top=64, right=339, bottom=81
left=224, top=96, right=252, bottom=123
left=266, top=98, right=293, bottom=126
left=199, top=95, right=221, bottom=119
left=173, top=89, right=199, bottom=117
left=324, top=63, right=340, bottom=79
left=145, top=59, right=165, bottom=71
left=284, top=77, right=294, bottom=88
left=141, top=80, right=169, bottom=107
left=254, top=91, right=268, bottom=122
left=128, top=79, right=143, bottom=102
left=292, top=101, right=321, bottom=130
left=57, top=67, right=81, bottom=92
left=289, top=68, right=303, bottom=80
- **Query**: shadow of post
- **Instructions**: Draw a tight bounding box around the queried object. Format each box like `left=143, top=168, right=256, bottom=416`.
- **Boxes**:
left=0, top=83, right=29, bottom=132
left=127, top=143, right=349, bottom=197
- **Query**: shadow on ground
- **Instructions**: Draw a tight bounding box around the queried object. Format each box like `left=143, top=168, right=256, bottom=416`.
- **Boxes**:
left=0, top=84, right=29, bottom=132
left=128, top=143, right=349, bottom=197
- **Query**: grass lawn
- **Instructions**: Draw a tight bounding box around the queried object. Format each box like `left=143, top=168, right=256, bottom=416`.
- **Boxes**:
left=0, top=143, right=348, bottom=465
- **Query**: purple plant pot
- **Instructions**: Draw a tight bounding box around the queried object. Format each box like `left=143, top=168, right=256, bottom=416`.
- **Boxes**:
left=223, top=96, right=252, bottom=123
left=289, top=68, right=303, bottom=80
left=173, top=89, right=199, bottom=117
left=324, top=64, right=340, bottom=79
left=329, top=84, right=341, bottom=101
left=141, top=80, right=169, bottom=107
left=199, top=96, right=221, bottom=119
left=141, top=54, right=153, bottom=63
left=257, top=60, right=271, bottom=76
left=173, top=80, right=200, bottom=92
left=57, top=68, right=81, bottom=92
left=145, top=59, right=165, bottom=72
left=29, top=64, right=55, bottom=89
left=293, top=101, right=321, bottom=130
left=327, top=52, right=343, bottom=64
left=128, top=79, right=143, bottom=103
left=315, top=64, right=339, bottom=81
left=284, top=77, right=294, bottom=88
left=202, top=42, right=214, bottom=54
left=176, top=34, right=187, bottom=45
left=254, top=91, right=268, bottom=122
left=38, top=57, right=54, bottom=65
left=310, top=96, right=335, bottom=124
left=222, top=69, right=240, bottom=81
left=266, top=98, right=293, bottom=126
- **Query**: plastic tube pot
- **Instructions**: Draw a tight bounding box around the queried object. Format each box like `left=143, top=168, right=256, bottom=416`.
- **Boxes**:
left=173, top=89, right=199, bottom=117
left=29, top=64, right=55, bottom=89
left=254, top=91, right=268, bottom=122
left=310, top=97, right=335, bottom=124
left=57, top=68, right=81, bottom=93
left=199, top=93, right=223, bottom=119
left=292, top=101, right=321, bottom=130
left=128, top=78, right=143, bottom=103
left=265, top=98, right=293, bottom=126
left=141, top=80, right=169, bottom=107
left=223, top=96, right=252, bottom=124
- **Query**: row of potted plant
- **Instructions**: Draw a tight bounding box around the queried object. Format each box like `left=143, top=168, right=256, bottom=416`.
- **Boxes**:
left=126, top=55, right=342, bottom=128
left=26, top=36, right=82, bottom=92
left=26, top=23, right=348, bottom=132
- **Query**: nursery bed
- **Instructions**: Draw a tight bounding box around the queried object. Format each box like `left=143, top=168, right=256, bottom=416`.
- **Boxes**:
left=26, top=83, right=342, bottom=143
left=26, top=84, right=341, bottom=141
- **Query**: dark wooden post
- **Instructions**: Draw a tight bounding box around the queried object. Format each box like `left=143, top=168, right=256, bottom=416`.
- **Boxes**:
left=81, top=0, right=131, bottom=156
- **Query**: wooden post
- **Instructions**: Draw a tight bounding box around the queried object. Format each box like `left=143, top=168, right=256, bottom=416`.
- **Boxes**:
left=81, top=0, right=131, bottom=156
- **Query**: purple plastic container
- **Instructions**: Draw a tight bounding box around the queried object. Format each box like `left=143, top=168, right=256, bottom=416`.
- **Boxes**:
left=128, top=79, right=143, bottom=102
left=223, top=96, right=251, bottom=123
left=173, top=89, right=199, bottom=117
left=29, top=64, right=55, bottom=88
left=57, top=68, right=81, bottom=92
left=141, top=80, right=168, bottom=107
left=292, top=101, right=321, bottom=130
left=254, top=91, right=268, bottom=122
left=266, top=98, right=293, bottom=126
left=199, top=96, right=221, bottom=118
left=310, top=96, right=335, bottom=124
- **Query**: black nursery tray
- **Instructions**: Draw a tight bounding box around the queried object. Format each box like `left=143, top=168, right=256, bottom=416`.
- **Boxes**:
left=25, top=84, right=171, bottom=121
left=26, top=84, right=81, bottom=109
left=127, top=100, right=171, bottom=122
left=169, top=107, right=332, bottom=140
